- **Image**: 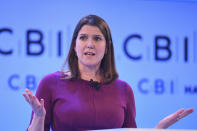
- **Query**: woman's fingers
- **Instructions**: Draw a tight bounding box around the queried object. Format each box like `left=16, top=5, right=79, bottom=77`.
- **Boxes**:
left=155, top=108, right=194, bottom=129
left=23, top=90, right=35, bottom=106
left=23, top=89, right=46, bottom=117
left=174, top=108, right=185, bottom=115
left=31, top=95, right=41, bottom=109
left=22, top=93, right=30, bottom=103
left=23, top=88, right=33, bottom=103
left=168, top=108, right=194, bottom=122
left=25, top=88, right=33, bottom=95
left=172, top=108, right=185, bottom=121
left=23, top=89, right=41, bottom=110
left=179, top=108, right=194, bottom=119
left=24, top=89, right=33, bottom=103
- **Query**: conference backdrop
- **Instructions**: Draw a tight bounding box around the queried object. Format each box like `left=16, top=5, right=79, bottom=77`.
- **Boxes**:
left=0, top=0, right=197, bottom=130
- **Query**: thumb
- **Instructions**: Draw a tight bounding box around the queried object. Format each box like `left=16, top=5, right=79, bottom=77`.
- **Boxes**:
left=40, top=98, right=45, bottom=108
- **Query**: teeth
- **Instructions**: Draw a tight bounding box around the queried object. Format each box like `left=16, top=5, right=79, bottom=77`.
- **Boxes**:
left=84, top=52, right=95, bottom=56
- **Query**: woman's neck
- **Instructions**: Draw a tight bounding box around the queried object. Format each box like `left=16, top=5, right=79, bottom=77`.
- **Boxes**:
left=78, top=63, right=101, bottom=82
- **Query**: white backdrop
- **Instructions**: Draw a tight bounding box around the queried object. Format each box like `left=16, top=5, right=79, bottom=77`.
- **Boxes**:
left=0, top=0, right=197, bottom=130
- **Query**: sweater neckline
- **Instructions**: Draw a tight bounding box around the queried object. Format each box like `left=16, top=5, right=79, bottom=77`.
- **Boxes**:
left=77, top=78, right=103, bottom=84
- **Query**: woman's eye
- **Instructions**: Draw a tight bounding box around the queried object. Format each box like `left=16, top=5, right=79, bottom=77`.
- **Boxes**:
left=79, top=36, right=87, bottom=40
left=94, top=36, right=102, bottom=41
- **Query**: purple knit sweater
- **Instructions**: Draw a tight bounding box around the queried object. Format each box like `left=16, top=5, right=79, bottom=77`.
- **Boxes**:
left=29, top=71, right=137, bottom=131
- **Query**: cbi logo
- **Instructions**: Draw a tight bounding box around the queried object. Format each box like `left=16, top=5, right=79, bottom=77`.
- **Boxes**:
left=0, top=28, right=65, bottom=56
left=123, top=33, right=197, bottom=63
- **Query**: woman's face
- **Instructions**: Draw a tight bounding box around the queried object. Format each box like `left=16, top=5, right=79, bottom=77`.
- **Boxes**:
left=75, top=25, right=106, bottom=68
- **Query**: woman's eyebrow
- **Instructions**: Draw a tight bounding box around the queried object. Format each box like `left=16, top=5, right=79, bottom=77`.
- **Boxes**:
left=94, top=34, right=102, bottom=37
left=79, top=34, right=103, bottom=37
left=79, top=33, right=87, bottom=36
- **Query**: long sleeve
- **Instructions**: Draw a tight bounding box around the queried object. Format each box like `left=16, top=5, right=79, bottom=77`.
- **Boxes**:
left=122, top=84, right=137, bottom=128
left=29, top=74, right=55, bottom=131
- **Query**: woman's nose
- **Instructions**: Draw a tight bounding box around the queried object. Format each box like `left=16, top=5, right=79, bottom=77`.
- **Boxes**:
left=87, top=40, right=94, bottom=49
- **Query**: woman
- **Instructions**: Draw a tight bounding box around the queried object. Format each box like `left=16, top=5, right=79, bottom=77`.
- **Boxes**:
left=23, top=15, right=193, bottom=131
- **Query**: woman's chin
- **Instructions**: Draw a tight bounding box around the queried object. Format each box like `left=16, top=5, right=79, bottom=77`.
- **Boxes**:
left=83, top=62, right=100, bottom=68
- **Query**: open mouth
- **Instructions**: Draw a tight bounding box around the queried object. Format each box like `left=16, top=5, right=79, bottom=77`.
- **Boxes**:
left=84, top=52, right=95, bottom=56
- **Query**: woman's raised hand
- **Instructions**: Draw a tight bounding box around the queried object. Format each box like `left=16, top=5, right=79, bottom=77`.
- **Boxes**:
left=155, top=108, right=194, bottom=129
left=22, top=89, right=46, bottom=117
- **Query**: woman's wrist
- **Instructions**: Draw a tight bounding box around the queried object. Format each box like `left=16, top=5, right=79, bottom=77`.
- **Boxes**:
left=33, top=113, right=45, bottom=120
left=28, top=114, right=45, bottom=131
left=155, top=124, right=164, bottom=129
